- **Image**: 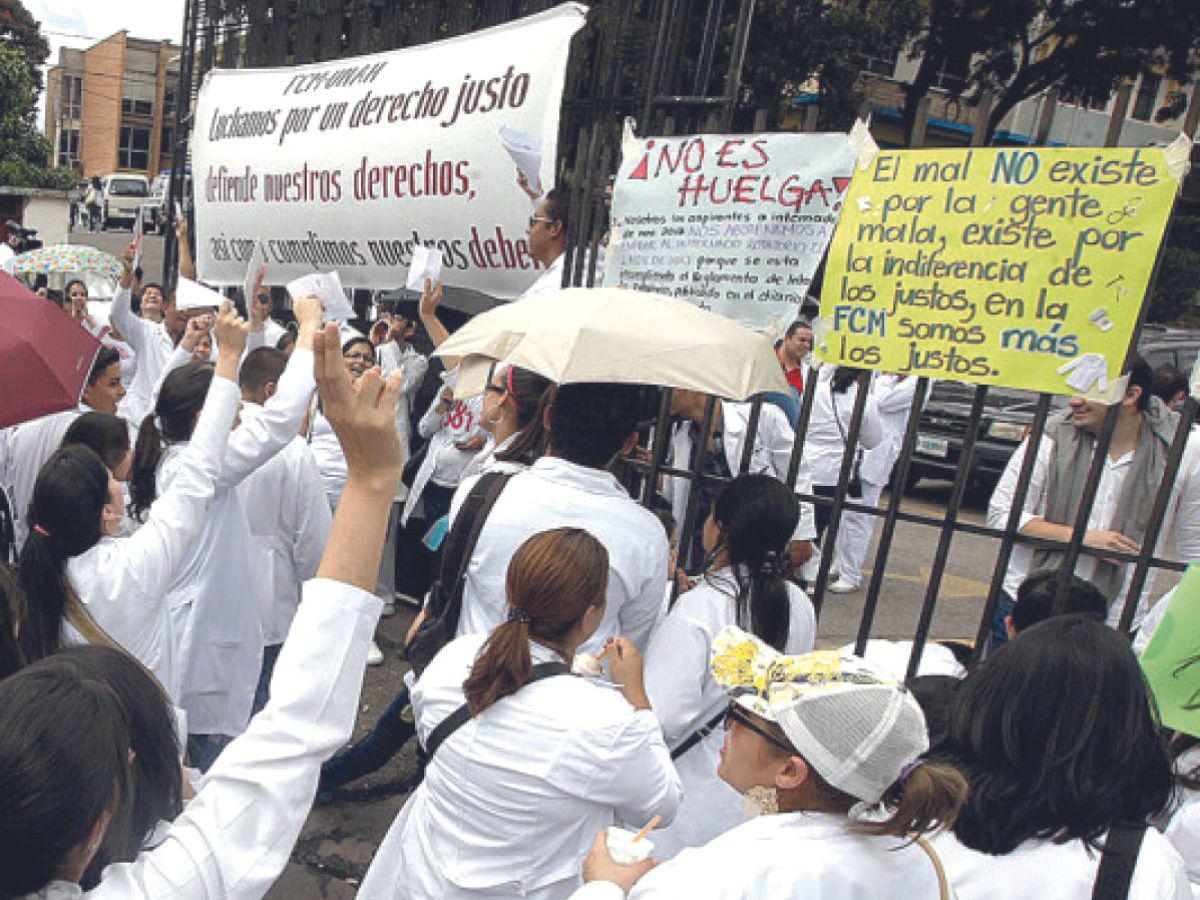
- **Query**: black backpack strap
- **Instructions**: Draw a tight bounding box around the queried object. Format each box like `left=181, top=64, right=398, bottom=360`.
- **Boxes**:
left=1092, top=824, right=1148, bottom=900
left=422, top=661, right=569, bottom=761
left=671, top=707, right=726, bottom=760
left=428, top=470, right=514, bottom=629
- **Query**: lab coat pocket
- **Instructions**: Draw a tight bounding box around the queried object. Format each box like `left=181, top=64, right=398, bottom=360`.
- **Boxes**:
left=189, top=638, right=242, bottom=696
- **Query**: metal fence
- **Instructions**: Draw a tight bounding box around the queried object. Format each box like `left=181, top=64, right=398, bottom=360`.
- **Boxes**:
left=174, top=0, right=1195, bottom=673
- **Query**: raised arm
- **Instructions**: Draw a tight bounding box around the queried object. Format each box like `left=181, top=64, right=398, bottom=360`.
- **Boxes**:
left=111, top=244, right=156, bottom=353
left=419, top=279, right=459, bottom=370
left=98, top=304, right=247, bottom=603
left=218, top=295, right=322, bottom=488
left=95, top=323, right=404, bottom=899
left=176, top=216, right=196, bottom=282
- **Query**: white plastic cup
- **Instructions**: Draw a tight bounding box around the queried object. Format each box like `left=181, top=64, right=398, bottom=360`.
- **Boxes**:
left=606, top=826, right=654, bottom=865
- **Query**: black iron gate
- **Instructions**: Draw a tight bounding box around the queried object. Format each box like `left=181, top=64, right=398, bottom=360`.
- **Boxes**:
left=172, top=0, right=1195, bottom=673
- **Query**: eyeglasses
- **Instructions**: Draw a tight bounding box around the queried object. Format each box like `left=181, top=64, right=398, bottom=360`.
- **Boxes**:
left=528, top=215, right=552, bottom=229
left=343, top=351, right=374, bottom=363
left=723, top=703, right=795, bottom=755
left=484, top=384, right=506, bottom=395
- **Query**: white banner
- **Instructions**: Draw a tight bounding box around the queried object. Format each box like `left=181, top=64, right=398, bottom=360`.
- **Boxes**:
left=603, top=122, right=858, bottom=333
left=192, top=4, right=586, bottom=299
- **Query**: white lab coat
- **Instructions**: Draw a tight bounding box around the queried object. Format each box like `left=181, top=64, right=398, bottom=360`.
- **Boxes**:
left=644, top=570, right=815, bottom=859
left=571, top=810, right=948, bottom=899
left=21, top=578, right=382, bottom=900
left=662, top=402, right=818, bottom=546
left=803, top=380, right=884, bottom=487
left=832, top=374, right=919, bottom=587
left=401, top=369, right=484, bottom=525
left=932, top=828, right=1190, bottom=899
left=236, top=403, right=332, bottom=646
left=1164, top=746, right=1200, bottom=899
left=111, top=285, right=175, bottom=429
left=988, top=429, right=1200, bottom=628
left=308, top=411, right=348, bottom=506
left=359, top=632, right=682, bottom=899
left=376, top=341, right=429, bottom=460
left=65, top=379, right=238, bottom=700
left=164, top=348, right=316, bottom=737
left=450, top=456, right=670, bottom=654
left=3, top=405, right=89, bottom=548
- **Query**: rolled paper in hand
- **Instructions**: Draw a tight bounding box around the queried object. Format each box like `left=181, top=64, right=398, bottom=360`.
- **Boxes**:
left=606, top=826, right=654, bottom=865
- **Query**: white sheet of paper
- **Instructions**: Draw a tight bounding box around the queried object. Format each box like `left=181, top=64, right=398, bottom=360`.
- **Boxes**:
left=175, top=276, right=225, bottom=311
left=406, top=244, right=444, bottom=292
left=131, top=214, right=143, bottom=273
left=287, top=270, right=355, bottom=321
left=499, top=124, right=543, bottom=191
left=243, top=254, right=265, bottom=307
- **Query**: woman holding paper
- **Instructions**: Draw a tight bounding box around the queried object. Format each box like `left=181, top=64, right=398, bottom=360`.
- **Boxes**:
left=126, top=294, right=323, bottom=771
left=358, top=527, right=682, bottom=900
left=13, top=302, right=246, bottom=698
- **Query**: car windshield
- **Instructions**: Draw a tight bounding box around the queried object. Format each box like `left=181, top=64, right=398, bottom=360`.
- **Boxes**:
left=109, top=180, right=147, bottom=197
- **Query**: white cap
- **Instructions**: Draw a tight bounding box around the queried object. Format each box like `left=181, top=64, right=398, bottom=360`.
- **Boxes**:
left=711, top=627, right=929, bottom=804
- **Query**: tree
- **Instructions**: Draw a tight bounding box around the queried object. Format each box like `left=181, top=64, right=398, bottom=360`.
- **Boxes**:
left=0, top=46, right=76, bottom=189
left=0, top=0, right=49, bottom=103
left=903, top=0, right=1200, bottom=145
left=741, top=0, right=924, bottom=131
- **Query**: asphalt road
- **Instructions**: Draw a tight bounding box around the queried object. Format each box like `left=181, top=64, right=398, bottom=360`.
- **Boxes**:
left=68, top=227, right=1183, bottom=895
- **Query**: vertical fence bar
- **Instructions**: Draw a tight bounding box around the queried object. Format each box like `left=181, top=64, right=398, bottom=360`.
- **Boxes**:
left=811, top=371, right=872, bottom=617
left=785, top=367, right=819, bottom=488
left=854, top=377, right=929, bottom=654
left=970, top=393, right=1052, bottom=663
left=738, top=395, right=764, bottom=474
left=675, top=396, right=719, bottom=578
left=906, top=385, right=990, bottom=680
left=641, top=388, right=674, bottom=505
left=717, top=0, right=755, bottom=130
left=1116, top=395, right=1198, bottom=632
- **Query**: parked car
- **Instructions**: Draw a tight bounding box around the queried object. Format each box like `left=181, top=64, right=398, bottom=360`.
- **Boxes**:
left=100, top=174, right=149, bottom=230
left=139, top=173, right=169, bottom=235
left=908, top=326, right=1200, bottom=494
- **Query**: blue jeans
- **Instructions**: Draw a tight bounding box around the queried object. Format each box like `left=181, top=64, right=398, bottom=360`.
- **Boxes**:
left=187, top=732, right=233, bottom=773
left=319, top=685, right=414, bottom=792
left=251, top=643, right=282, bottom=717
left=988, top=591, right=1017, bottom=652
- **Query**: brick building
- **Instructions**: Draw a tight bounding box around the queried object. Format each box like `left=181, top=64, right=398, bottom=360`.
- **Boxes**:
left=44, top=32, right=182, bottom=180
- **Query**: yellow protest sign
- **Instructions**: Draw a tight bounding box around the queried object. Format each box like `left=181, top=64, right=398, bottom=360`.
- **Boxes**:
left=817, top=147, right=1179, bottom=394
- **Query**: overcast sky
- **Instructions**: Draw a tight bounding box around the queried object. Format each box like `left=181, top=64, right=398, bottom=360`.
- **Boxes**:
left=25, top=0, right=187, bottom=117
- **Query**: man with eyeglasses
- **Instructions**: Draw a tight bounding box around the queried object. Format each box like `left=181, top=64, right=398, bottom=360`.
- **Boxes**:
left=522, top=187, right=570, bottom=298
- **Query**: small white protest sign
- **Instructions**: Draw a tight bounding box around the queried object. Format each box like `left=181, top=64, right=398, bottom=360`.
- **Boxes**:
left=499, top=124, right=543, bottom=192
left=287, top=270, right=355, bottom=321
left=406, top=244, right=444, bottom=292
left=176, top=276, right=225, bottom=311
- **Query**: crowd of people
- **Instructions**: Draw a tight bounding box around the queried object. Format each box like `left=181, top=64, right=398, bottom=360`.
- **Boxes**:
left=0, top=176, right=1197, bottom=900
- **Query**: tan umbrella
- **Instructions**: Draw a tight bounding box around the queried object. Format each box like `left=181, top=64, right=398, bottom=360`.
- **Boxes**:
left=434, top=287, right=789, bottom=401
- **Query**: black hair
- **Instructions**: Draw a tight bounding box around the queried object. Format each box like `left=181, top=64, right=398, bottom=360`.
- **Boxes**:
left=63, top=412, right=131, bottom=473
left=86, top=346, right=122, bottom=388
left=830, top=366, right=865, bottom=395
left=493, top=366, right=555, bottom=467
left=129, top=361, right=214, bottom=521
left=543, top=186, right=569, bottom=235
left=16, top=446, right=110, bottom=663
left=907, top=674, right=960, bottom=756
left=65, top=278, right=87, bottom=299
left=0, top=651, right=132, bottom=898
left=59, top=646, right=182, bottom=887
left=547, top=382, right=645, bottom=469
left=0, top=566, right=25, bottom=680
left=710, top=474, right=800, bottom=651
left=784, top=319, right=812, bottom=338
left=946, top=614, right=1176, bottom=854
left=341, top=334, right=375, bottom=360
left=1009, top=570, right=1108, bottom=633
left=238, top=346, right=288, bottom=397
left=1127, top=355, right=1154, bottom=411
left=1151, top=364, right=1188, bottom=406
left=275, top=329, right=297, bottom=353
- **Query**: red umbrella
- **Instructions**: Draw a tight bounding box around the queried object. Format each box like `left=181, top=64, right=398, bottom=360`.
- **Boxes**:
left=0, top=270, right=101, bottom=429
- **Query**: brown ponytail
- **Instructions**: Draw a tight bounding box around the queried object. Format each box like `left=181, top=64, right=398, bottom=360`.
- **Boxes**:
left=857, top=760, right=969, bottom=839
left=463, top=527, right=608, bottom=715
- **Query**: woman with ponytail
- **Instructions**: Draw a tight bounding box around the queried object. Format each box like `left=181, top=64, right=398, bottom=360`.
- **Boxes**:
left=642, top=473, right=816, bottom=859
left=124, top=294, right=323, bottom=770
left=15, top=302, right=248, bottom=697
left=575, top=629, right=967, bottom=899
left=359, top=527, right=682, bottom=900
left=460, top=362, right=555, bottom=480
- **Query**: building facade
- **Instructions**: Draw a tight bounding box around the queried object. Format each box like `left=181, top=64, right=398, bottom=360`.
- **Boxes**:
left=44, top=32, right=181, bottom=180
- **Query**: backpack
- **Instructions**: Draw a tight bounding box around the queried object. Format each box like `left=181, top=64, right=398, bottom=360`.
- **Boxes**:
left=403, top=470, right=513, bottom=678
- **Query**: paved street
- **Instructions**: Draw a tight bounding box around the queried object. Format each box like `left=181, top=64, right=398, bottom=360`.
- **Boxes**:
left=67, top=227, right=1182, bottom=895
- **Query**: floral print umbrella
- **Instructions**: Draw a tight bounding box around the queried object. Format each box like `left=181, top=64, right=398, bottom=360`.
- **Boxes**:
left=11, top=244, right=123, bottom=279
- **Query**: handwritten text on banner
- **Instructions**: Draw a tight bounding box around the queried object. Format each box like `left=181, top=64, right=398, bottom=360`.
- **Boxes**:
left=817, top=147, right=1178, bottom=395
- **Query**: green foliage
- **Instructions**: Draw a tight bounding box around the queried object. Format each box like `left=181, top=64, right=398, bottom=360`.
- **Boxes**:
left=742, top=0, right=924, bottom=130
left=0, top=0, right=49, bottom=99
left=904, top=0, right=1200, bottom=144
left=1149, top=246, right=1200, bottom=325
left=0, top=45, right=77, bottom=189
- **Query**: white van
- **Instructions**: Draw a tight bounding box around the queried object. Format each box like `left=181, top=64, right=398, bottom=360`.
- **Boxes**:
left=100, top=174, right=150, bottom=230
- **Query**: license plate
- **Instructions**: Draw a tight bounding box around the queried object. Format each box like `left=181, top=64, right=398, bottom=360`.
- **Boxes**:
left=916, top=435, right=949, bottom=458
